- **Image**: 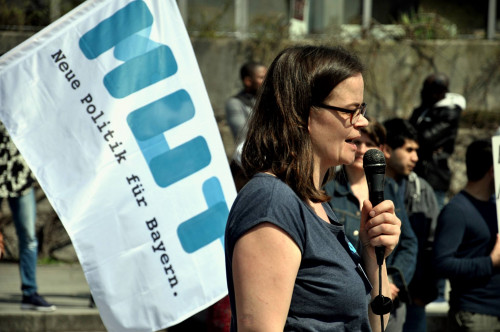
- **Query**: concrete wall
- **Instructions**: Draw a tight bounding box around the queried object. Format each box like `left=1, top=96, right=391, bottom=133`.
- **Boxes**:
left=191, top=38, right=500, bottom=157
left=2, top=32, right=499, bottom=119
left=1, top=31, right=499, bottom=183
left=195, top=38, right=500, bottom=119
left=1, top=32, right=499, bottom=155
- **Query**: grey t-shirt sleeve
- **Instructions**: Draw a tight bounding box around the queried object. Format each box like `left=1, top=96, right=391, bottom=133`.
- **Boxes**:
left=225, top=174, right=306, bottom=255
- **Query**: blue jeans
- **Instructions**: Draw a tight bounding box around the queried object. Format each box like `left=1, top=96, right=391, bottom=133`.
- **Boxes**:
left=8, top=188, right=38, bottom=296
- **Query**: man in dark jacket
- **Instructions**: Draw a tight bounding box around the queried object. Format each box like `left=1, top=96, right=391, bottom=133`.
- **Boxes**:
left=409, top=73, right=465, bottom=210
left=383, top=118, right=440, bottom=332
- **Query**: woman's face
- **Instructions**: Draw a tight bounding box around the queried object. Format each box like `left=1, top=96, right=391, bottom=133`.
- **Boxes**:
left=308, top=73, right=368, bottom=172
left=348, top=132, right=380, bottom=171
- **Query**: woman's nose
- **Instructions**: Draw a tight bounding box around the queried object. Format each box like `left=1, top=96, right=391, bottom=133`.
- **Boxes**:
left=354, top=115, right=369, bottom=128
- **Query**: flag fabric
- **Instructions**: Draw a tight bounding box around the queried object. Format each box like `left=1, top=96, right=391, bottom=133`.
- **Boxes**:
left=0, top=0, right=236, bottom=330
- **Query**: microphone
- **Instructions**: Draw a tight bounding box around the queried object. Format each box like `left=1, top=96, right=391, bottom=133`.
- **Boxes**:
left=363, top=149, right=386, bottom=265
left=363, top=149, right=392, bottom=318
left=363, top=149, right=386, bottom=206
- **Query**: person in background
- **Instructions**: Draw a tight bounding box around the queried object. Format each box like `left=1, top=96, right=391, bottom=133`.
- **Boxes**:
left=433, top=139, right=500, bottom=332
left=0, top=122, right=55, bottom=311
left=226, top=61, right=267, bottom=193
left=225, top=61, right=267, bottom=144
left=409, top=73, right=465, bottom=303
left=409, top=73, right=465, bottom=210
left=324, top=119, right=418, bottom=332
left=382, top=118, right=440, bottom=332
left=226, top=45, right=401, bottom=332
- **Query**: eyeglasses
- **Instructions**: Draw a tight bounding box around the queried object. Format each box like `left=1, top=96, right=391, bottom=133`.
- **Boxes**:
left=315, top=102, right=367, bottom=124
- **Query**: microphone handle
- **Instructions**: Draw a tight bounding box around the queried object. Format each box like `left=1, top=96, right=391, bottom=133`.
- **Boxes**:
left=375, top=246, right=385, bottom=266
left=369, top=191, right=384, bottom=206
left=368, top=191, right=385, bottom=265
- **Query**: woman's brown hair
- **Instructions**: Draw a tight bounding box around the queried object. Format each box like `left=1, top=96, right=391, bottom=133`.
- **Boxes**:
left=361, top=116, right=386, bottom=147
left=241, top=45, right=364, bottom=203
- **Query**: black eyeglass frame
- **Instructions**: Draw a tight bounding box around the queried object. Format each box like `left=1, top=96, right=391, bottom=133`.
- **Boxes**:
left=315, top=102, right=367, bottom=124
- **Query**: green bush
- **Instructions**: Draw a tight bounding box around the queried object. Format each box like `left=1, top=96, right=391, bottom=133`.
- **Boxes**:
left=400, top=10, right=457, bottom=40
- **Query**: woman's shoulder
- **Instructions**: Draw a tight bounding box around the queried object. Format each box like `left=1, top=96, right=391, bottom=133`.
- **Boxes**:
left=234, top=173, right=305, bottom=214
left=236, top=173, right=280, bottom=197
left=227, top=173, right=308, bottom=252
left=242, top=172, right=295, bottom=194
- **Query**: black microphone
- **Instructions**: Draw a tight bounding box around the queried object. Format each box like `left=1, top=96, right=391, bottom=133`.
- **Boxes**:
left=363, top=149, right=386, bottom=206
left=363, top=149, right=392, bottom=318
left=363, top=149, right=386, bottom=265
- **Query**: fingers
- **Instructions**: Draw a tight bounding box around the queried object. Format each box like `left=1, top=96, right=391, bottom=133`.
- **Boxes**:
left=361, top=200, right=395, bottom=228
left=389, top=283, right=400, bottom=300
left=361, top=199, right=401, bottom=250
left=367, top=200, right=395, bottom=216
left=362, top=200, right=399, bottom=230
left=360, top=199, right=373, bottom=226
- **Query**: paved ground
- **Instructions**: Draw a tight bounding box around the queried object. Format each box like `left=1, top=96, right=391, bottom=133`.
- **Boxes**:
left=0, top=261, right=208, bottom=332
left=0, top=261, right=106, bottom=332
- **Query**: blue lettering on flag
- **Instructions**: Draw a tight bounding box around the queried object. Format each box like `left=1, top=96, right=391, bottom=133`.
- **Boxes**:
left=177, top=177, right=228, bottom=253
left=127, top=89, right=195, bottom=141
left=149, top=136, right=211, bottom=188
left=79, top=1, right=153, bottom=60
left=79, top=0, right=229, bottom=254
left=104, top=45, right=178, bottom=98
left=114, top=31, right=161, bottom=61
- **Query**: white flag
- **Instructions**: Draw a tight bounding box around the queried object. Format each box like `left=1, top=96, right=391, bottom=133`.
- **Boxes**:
left=0, top=0, right=236, bottom=331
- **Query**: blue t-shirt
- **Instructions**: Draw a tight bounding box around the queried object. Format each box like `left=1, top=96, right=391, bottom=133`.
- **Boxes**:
left=433, top=191, right=500, bottom=316
left=225, top=173, right=372, bottom=331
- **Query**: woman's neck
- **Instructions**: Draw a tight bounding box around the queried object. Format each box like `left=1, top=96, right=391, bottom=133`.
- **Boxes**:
left=312, top=164, right=327, bottom=192
left=309, top=164, right=331, bottom=223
